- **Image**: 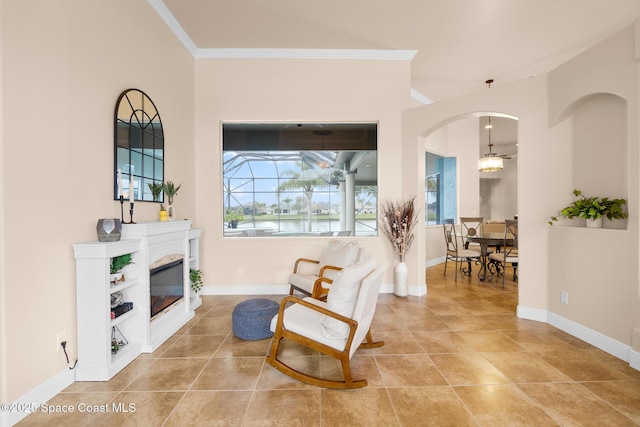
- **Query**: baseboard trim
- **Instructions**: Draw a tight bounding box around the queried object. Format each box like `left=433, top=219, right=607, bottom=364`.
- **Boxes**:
left=426, top=257, right=445, bottom=268
left=518, top=305, right=637, bottom=371
left=200, top=282, right=427, bottom=296
left=630, top=350, right=640, bottom=371
left=517, top=304, right=548, bottom=322
left=2, top=367, right=75, bottom=426
left=547, top=311, right=631, bottom=363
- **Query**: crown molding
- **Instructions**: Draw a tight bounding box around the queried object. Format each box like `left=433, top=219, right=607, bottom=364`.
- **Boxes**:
left=148, top=0, right=198, bottom=55
left=410, top=88, right=433, bottom=105
left=194, top=48, right=416, bottom=61
left=148, top=1, right=416, bottom=62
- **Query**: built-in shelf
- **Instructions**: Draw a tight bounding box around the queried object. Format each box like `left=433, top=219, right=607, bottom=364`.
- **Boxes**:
left=111, top=308, right=138, bottom=327
left=73, top=220, right=201, bottom=381
left=110, top=278, right=139, bottom=293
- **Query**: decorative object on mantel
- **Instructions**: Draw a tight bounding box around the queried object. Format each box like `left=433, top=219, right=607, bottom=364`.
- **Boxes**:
left=159, top=205, right=168, bottom=222
left=116, top=169, right=126, bottom=223
left=148, top=182, right=164, bottom=202
left=548, top=189, right=628, bottom=227
left=149, top=181, right=168, bottom=221
left=163, top=181, right=182, bottom=221
left=97, top=218, right=122, bottom=242
left=110, top=253, right=133, bottom=283
left=379, top=196, right=419, bottom=297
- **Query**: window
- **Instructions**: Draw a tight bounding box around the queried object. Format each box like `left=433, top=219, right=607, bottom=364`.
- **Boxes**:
left=426, top=152, right=456, bottom=225
left=223, top=123, right=377, bottom=237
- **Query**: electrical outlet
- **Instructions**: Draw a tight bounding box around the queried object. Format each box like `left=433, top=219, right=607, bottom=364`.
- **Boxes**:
left=56, top=331, right=67, bottom=351
left=561, top=291, right=569, bottom=304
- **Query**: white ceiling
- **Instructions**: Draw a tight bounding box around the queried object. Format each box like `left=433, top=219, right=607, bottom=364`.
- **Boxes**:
left=159, top=0, right=640, bottom=102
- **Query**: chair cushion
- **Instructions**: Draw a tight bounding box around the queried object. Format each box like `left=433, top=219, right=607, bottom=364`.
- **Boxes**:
left=320, top=255, right=376, bottom=339
left=288, top=273, right=318, bottom=294
left=490, top=253, right=518, bottom=263
left=270, top=298, right=346, bottom=351
left=316, top=240, right=360, bottom=275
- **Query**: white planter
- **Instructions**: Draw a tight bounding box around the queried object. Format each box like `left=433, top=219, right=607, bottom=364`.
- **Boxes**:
left=167, top=205, right=176, bottom=221
left=394, top=262, right=408, bottom=297
left=586, top=217, right=603, bottom=228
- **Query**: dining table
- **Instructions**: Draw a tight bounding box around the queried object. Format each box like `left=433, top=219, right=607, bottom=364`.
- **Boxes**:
left=466, top=232, right=514, bottom=281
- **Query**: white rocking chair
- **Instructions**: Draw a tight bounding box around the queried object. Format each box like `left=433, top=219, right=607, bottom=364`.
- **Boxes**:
left=267, top=257, right=384, bottom=389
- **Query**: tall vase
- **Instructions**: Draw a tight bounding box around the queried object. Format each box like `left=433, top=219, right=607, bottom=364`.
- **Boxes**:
left=394, top=261, right=408, bottom=297
left=167, top=205, right=175, bottom=221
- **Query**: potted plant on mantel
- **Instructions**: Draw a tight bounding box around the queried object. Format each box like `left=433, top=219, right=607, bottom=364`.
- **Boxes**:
left=148, top=182, right=168, bottom=221
left=549, top=189, right=628, bottom=227
left=148, top=182, right=164, bottom=202
left=163, top=181, right=181, bottom=221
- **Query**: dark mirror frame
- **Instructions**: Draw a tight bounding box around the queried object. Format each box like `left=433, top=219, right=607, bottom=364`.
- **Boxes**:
left=114, top=89, right=164, bottom=202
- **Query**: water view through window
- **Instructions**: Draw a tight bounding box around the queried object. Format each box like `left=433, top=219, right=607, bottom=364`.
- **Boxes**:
left=223, top=123, right=378, bottom=237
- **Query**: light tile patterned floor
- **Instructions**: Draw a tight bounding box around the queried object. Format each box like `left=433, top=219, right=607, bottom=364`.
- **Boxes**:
left=17, top=263, right=640, bottom=426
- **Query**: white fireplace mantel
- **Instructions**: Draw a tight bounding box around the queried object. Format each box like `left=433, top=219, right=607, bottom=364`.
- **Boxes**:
left=121, top=220, right=197, bottom=352
left=73, top=220, right=201, bottom=381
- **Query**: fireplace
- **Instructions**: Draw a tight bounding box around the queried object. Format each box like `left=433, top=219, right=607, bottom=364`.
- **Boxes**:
left=149, top=258, right=184, bottom=318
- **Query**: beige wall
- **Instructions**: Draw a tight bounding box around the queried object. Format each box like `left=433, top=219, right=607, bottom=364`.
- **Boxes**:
left=1, top=0, right=195, bottom=402
left=406, top=22, right=640, bottom=357
left=545, top=25, right=639, bottom=345
left=193, top=58, right=415, bottom=288
left=403, top=75, right=555, bottom=319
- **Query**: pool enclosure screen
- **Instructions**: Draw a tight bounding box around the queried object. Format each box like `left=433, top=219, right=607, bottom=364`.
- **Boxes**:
left=222, top=123, right=378, bottom=237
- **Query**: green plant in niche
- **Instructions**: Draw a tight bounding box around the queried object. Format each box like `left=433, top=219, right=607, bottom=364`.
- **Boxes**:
left=148, top=182, right=164, bottom=202
left=190, top=268, right=204, bottom=293
left=163, top=181, right=182, bottom=205
left=110, top=253, right=133, bottom=274
left=549, top=189, right=628, bottom=225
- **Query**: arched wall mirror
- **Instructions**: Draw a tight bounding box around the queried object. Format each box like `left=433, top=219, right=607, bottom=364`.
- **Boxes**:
left=114, top=89, right=164, bottom=202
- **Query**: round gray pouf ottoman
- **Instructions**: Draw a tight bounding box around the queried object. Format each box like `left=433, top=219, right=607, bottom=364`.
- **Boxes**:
left=232, top=298, right=280, bottom=340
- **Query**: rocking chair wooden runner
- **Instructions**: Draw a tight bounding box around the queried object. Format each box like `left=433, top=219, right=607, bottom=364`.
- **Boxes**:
left=267, top=261, right=384, bottom=389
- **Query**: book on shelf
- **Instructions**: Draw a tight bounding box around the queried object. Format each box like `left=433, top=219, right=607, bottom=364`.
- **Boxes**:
left=111, top=302, right=133, bottom=319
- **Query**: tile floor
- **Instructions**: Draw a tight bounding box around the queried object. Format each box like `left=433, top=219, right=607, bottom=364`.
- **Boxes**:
left=18, top=263, right=640, bottom=426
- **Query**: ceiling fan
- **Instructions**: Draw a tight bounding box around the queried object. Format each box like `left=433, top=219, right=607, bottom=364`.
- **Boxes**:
left=478, top=117, right=512, bottom=172
left=482, top=117, right=512, bottom=160
left=482, top=141, right=512, bottom=160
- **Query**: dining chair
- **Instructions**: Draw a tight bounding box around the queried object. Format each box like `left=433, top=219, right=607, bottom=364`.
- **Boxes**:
left=488, top=219, right=518, bottom=287
left=460, top=217, right=492, bottom=255
left=442, top=219, right=481, bottom=281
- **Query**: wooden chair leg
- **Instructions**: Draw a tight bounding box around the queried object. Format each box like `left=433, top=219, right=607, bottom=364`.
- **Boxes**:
left=359, top=330, right=384, bottom=349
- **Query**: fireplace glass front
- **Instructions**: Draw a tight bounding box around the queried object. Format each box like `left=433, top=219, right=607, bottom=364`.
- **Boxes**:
left=149, top=258, right=184, bottom=318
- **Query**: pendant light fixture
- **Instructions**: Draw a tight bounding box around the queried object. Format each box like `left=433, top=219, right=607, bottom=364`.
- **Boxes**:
left=478, top=116, right=504, bottom=172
